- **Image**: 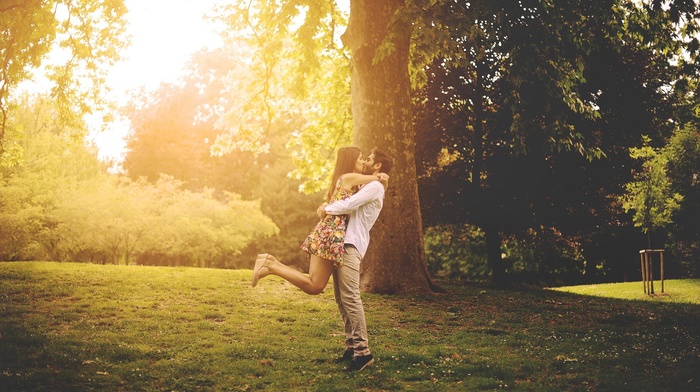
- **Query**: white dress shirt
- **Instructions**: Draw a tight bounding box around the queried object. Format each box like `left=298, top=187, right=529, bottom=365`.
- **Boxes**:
left=324, top=181, right=384, bottom=259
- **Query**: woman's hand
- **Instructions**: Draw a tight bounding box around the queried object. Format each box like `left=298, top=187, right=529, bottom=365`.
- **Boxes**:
left=317, top=203, right=328, bottom=218
left=378, top=173, right=389, bottom=188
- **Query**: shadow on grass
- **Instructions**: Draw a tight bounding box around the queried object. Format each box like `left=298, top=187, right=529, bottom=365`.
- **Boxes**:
left=1, top=263, right=699, bottom=391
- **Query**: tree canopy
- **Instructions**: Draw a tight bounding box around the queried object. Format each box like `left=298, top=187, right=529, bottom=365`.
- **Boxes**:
left=4, top=0, right=700, bottom=288
left=0, top=94, right=279, bottom=266
left=0, top=0, right=127, bottom=166
left=207, top=0, right=700, bottom=287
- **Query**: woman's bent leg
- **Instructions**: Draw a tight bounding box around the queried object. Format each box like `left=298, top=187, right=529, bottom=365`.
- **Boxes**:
left=265, top=254, right=333, bottom=295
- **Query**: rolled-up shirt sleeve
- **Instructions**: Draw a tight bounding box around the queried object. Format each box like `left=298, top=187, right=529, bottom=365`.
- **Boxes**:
left=324, top=182, right=382, bottom=215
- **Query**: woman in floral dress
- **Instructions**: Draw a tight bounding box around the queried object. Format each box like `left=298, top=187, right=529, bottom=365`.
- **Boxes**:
left=252, top=146, right=387, bottom=294
left=299, top=176, right=357, bottom=268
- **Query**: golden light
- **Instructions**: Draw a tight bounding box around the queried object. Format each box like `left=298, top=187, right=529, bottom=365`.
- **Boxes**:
left=88, top=0, right=227, bottom=165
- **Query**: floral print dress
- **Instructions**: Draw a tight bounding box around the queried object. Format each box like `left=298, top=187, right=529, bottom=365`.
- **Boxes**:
left=300, top=177, right=356, bottom=267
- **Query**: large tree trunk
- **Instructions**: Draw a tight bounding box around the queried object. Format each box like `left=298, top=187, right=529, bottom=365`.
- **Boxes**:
left=343, top=0, right=441, bottom=294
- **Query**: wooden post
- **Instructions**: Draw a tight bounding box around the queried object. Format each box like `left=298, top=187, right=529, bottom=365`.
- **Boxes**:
left=642, top=250, right=649, bottom=294
left=647, top=251, right=654, bottom=295
left=638, top=249, right=665, bottom=295
left=660, top=251, right=665, bottom=294
left=640, top=252, right=646, bottom=294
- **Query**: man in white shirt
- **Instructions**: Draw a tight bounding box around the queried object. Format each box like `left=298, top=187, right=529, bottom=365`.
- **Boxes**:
left=321, top=148, right=393, bottom=372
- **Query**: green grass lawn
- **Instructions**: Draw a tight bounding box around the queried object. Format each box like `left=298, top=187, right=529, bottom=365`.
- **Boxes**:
left=551, top=279, right=700, bottom=304
left=1, top=262, right=698, bottom=391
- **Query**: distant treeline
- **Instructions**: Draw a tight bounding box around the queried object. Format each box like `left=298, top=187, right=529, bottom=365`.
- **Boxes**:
left=0, top=97, right=309, bottom=269
left=0, top=143, right=278, bottom=268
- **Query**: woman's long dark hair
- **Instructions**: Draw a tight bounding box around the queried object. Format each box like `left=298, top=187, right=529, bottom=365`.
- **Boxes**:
left=325, top=146, right=361, bottom=202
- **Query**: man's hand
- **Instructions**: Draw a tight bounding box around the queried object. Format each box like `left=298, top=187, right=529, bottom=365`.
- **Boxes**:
left=317, top=203, right=328, bottom=218
left=378, top=173, right=389, bottom=189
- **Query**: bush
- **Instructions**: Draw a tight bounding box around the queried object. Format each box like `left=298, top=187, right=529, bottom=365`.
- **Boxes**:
left=424, top=225, right=490, bottom=282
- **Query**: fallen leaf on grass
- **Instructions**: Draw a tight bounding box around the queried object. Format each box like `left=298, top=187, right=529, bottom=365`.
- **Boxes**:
left=258, top=358, right=275, bottom=367
left=554, top=355, right=579, bottom=363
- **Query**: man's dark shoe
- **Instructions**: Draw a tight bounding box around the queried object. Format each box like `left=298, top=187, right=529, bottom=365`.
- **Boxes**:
left=335, top=349, right=353, bottom=363
left=345, top=354, right=374, bottom=372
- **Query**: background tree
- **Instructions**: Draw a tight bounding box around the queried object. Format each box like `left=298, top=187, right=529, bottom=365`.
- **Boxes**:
left=412, top=0, right=698, bottom=283
left=0, top=0, right=127, bottom=165
left=212, top=0, right=441, bottom=294
left=122, top=48, right=257, bottom=193
left=129, top=176, right=279, bottom=268
left=121, top=44, right=325, bottom=270
left=230, top=135, right=326, bottom=270
left=620, top=137, right=683, bottom=249
left=0, top=94, right=279, bottom=265
left=208, top=0, right=700, bottom=288
left=209, top=3, right=354, bottom=192
left=342, top=0, right=439, bottom=293
left=5, top=0, right=700, bottom=286
left=665, top=125, right=700, bottom=277
left=0, top=94, right=109, bottom=260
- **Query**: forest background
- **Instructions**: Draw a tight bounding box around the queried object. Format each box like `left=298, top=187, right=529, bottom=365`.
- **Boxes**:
left=2, top=0, right=700, bottom=288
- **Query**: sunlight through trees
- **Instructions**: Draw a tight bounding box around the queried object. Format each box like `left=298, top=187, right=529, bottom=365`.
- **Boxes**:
left=2, top=0, right=700, bottom=286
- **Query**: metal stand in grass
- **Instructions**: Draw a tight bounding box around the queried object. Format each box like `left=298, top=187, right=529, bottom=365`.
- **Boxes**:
left=639, top=249, right=665, bottom=295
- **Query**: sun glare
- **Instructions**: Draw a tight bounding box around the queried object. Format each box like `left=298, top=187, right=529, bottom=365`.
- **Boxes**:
left=90, top=0, right=348, bottom=167
left=115, top=0, right=225, bottom=93
left=88, top=0, right=226, bottom=165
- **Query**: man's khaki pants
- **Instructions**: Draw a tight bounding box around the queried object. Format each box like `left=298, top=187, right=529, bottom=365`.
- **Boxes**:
left=333, top=245, right=370, bottom=357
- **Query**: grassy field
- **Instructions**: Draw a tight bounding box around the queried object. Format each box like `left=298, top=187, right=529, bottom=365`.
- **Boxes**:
left=551, top=279, right=700, bottom=304
left=1, top=262, right=698, bottom=391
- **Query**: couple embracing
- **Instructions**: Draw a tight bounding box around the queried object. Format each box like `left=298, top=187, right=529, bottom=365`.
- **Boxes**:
left=252, top=146, right=394, bottom=372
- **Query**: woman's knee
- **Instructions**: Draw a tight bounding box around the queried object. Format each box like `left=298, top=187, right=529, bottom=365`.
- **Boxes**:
left=307, top=285, right=325, bottom=295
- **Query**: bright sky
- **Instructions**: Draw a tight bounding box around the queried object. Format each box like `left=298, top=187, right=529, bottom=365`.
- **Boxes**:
left=87, top=0, right=226, bottom=163
left=90, top=0, right=349, bottom=166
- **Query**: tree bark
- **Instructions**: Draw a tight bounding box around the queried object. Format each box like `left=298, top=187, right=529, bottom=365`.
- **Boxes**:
left=343, top=0, right=441, bottom=294
left=485, top=225, right=504, bottom=284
